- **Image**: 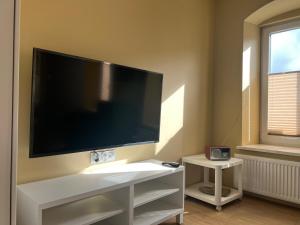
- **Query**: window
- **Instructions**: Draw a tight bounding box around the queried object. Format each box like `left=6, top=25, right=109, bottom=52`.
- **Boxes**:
left=261, top=20, right=300, bottom=146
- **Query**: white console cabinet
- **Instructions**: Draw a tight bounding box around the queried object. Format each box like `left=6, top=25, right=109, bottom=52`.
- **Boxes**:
left=17, top=160, right=184, bottom=225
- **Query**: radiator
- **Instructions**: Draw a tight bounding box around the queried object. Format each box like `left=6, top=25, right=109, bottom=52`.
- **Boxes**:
left=235, top=154, right=300, bottom=204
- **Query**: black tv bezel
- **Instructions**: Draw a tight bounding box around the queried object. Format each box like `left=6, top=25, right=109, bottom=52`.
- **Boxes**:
left=29, top=48, right=163, bottom=158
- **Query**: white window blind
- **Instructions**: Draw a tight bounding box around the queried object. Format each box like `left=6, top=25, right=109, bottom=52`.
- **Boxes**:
left=268, top=73, right=300, bottom=136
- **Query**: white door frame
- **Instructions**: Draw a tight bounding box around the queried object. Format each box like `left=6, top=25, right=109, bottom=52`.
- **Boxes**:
left=12, top=0, right=20, bottom=223
left=12, top=0, right=20, bottom=224
left=0, top=0, right=15, bottom=224
left=0, top=0, right=19, bottom=224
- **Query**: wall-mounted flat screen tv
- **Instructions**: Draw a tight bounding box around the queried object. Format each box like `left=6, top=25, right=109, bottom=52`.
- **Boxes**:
left=30, top=48, right=163, bottom=157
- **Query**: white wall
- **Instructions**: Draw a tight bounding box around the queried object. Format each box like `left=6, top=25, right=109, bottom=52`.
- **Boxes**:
left=0, top=0, right=15, bottom=224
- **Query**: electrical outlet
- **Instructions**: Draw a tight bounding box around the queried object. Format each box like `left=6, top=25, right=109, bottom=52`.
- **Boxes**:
left=90, top=149, right=116, bottom=164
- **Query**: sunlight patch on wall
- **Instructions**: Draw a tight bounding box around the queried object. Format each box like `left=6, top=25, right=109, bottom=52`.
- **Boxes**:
left=243, top=47, right=251, bottom=91
left=80, top=160, right=174, bottom=176
left=81, top=159, right=128, bottom=174
left=155, top=85, right=185, bottom=155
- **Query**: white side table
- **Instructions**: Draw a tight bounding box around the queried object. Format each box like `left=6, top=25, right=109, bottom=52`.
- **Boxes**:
left=182, top=154, right=243, bottom=211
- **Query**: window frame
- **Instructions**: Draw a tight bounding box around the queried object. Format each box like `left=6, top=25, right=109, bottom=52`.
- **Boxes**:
left=261, top=19, right=300, bottom=147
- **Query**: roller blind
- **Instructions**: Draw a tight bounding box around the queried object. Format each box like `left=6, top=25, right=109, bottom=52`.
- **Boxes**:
left=268, top=73, right=300, bottom=136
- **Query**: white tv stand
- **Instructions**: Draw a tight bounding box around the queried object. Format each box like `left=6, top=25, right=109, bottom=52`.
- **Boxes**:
left=17, top=160, right=184, bottom=225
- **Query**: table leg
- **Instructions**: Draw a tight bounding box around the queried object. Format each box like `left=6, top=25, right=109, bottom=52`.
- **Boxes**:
left=176, top=213, right=183, bottom=224
left=215, top=167, right=222, bottom=211
left=204, top=167, right=209, bottom=185
left=182, top=162, right=187, bottom=199
left=236, top=164, right=243, bottom=199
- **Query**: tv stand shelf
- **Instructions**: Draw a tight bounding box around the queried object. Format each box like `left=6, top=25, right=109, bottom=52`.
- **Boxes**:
left=43, top=195, right=124, bottom=225
left=17, top=160, right=184, bottom=225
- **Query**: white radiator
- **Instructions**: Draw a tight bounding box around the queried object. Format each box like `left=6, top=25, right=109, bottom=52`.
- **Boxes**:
left=235, top=154, right=300, bottom=204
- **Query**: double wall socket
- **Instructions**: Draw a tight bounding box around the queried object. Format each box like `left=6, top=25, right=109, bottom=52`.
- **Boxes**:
left=90, top=149, right=116, bottom=165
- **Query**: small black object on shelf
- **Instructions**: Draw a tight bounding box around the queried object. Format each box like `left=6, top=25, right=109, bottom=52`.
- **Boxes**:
left=162, top=162, right=180, bottom=168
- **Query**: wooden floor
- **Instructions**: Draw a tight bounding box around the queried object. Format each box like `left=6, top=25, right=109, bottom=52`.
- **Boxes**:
left=162, top=196, right=300, bottom=225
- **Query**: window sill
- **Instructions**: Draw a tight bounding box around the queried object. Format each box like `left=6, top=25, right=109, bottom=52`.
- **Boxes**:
left=236, top=144, right=300, bottom=157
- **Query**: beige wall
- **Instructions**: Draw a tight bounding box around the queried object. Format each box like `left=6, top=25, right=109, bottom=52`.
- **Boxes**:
left=262, top=8, right=300, bottom=26
left=216, top=0, right=300, bottom=150
left=242, top=22, right=260, bottom=146
left=212, top=0, right=273, bottom=185
left=245, top=0, right=300, bottom=25
left=213, top=0, right=300, bottom=184
left=242, top=2, right=300, bottom=148
left=212, top=0, right=272, bottom=148
left=18, top=0, right=215, bottom=184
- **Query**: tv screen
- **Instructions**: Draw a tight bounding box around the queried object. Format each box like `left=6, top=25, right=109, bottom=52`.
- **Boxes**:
left=30, top=48, right=163, bottom=157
